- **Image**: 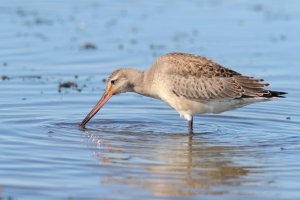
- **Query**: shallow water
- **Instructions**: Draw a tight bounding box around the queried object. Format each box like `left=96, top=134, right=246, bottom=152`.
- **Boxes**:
left=1, top=0, right=300, bottom=199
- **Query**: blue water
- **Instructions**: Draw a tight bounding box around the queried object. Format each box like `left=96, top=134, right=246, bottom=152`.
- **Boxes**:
left=1, top=0, right=300, bottom=199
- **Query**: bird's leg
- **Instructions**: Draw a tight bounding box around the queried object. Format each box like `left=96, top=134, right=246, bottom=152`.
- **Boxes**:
left=188, top=116, right=193, bottom=134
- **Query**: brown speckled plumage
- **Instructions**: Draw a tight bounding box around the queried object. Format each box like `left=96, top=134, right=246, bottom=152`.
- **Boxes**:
left=154, top=53, right=272, bottom=101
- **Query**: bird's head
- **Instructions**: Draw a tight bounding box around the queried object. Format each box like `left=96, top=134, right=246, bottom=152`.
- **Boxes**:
left=105, top=69, right=134, bottom=95
left=79, top=68, right=139, bottom=128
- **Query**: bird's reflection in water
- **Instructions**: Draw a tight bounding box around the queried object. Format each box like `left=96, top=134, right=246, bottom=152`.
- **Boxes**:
left=84, top=127, right=254, bottom=197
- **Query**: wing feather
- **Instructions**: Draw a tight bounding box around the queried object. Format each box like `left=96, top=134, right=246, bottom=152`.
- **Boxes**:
left=171, top=76, right=245, bottom=101
left=155, top=53, right=271, bottom=101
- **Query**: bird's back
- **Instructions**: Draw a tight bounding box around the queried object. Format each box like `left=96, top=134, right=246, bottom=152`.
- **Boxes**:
left=151, top=52, right=284, bottom=102
left=155, top=52, right=241, bottom=78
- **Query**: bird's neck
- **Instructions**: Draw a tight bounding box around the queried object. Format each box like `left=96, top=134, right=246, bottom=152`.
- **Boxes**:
left=127, top=69, right=153, bottom=98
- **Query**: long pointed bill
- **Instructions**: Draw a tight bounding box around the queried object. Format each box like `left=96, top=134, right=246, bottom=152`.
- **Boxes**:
left=80, top=92, right=112, bottom=128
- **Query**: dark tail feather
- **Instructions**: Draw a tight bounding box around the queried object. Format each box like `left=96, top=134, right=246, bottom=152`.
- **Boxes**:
left=264, top=90, right=287, bottom=98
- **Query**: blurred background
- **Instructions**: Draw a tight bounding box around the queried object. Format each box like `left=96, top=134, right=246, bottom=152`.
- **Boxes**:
left=0, top=0, right=299, bottom=199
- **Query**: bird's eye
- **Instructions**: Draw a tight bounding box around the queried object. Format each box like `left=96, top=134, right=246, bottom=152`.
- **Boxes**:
left=110, top=80, right=116, bottom=84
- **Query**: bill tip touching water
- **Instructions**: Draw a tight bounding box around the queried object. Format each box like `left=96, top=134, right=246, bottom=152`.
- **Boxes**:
left=79, top=52, right=287, bottom=133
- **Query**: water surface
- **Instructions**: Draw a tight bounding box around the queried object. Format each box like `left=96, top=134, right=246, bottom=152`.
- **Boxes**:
left=0, top=0, right=300, bottom=199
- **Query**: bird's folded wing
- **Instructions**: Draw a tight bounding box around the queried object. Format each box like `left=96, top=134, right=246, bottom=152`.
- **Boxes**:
left=170, top=75, right=269, bottom=102
left=155, top=53, right=270, bottom=101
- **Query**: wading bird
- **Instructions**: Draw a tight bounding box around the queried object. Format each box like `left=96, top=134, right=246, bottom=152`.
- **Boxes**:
left=80, top=52, right=286, bottom=133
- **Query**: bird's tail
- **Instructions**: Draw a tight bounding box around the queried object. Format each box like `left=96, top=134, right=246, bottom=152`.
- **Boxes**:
left=264, top=90, right=287, bottom=98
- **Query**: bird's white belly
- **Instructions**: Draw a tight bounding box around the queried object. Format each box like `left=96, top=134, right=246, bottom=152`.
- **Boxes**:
left=161, top=93, right=268, bottom=120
